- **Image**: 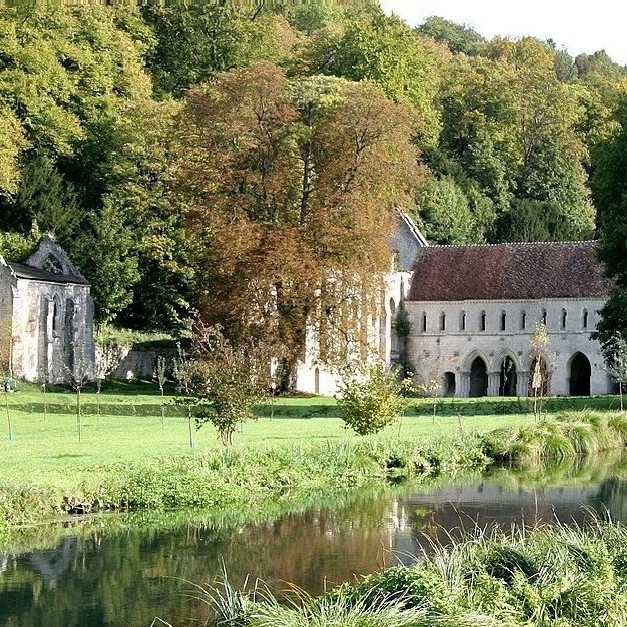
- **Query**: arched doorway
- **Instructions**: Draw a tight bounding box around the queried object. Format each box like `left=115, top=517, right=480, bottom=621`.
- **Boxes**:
left=469, top=357, right=488, bottom=397
left=570, top=352, right=591, bottom=396
left=528, top=357, right=549, bottom=397
left=443, top=372, right=456, bottom=397
left=499, top=357, right=517, bottom=397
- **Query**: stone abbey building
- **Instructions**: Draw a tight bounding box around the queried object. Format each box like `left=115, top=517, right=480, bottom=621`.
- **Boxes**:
left=404, top=240, right=612, bottom=397
left=296, top=216, right=613, bottom=398
left=0, top=235, right=95, bottom=383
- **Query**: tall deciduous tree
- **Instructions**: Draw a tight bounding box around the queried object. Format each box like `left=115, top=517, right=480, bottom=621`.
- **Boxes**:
left=437, top=37, right=594, bottom=242
left=298, top=7, right=445, bottom=147
left=591, top=90, right=627, bottom=353
left=170, top=62, right=421, bottom=379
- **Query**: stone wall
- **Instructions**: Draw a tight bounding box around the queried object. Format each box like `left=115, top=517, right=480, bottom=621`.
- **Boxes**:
left=405, top=297, right=612, bottom=397
left=295, top=271, right=411, bottom=396
left=0, top=262, right=13, bottom=374
left=102, top=347, right=176, bottom=380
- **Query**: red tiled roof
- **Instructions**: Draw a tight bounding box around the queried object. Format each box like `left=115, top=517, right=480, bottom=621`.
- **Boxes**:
left=407, top=241, right=611, bottom=302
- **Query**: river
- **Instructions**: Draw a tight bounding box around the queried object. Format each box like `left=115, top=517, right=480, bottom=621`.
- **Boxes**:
left=2, top=454, right=627, bottom=626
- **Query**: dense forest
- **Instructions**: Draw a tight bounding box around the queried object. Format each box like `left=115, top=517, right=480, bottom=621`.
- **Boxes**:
left=1, top=2, right=627, bottom=348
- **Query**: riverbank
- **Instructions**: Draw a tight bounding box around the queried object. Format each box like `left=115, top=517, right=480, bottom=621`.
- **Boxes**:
left=204, top=517, right=627, bottom=627
left=1, top=382, right=626, bottom=543
left=0, top=431, right=491, bottom=540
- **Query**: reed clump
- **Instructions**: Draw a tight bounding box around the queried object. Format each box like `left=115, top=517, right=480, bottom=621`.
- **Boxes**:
left=483, top=410, right=627, bottom=463
left=198, top=518, right=627, bottom=627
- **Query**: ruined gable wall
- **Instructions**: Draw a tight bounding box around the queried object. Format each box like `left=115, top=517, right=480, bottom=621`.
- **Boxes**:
left=0, top=263, right=13, bottom=374
left=10, top=278, right=94, bottom=382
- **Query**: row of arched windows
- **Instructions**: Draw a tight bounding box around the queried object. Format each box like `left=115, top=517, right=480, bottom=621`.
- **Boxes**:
left=421, top=308, right=591, bottom=334
left=440, top=352, right=592, bottom=398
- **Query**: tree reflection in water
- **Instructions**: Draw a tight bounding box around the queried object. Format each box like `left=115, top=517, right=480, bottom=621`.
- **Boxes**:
left=2, top=453, right=627, bottom=627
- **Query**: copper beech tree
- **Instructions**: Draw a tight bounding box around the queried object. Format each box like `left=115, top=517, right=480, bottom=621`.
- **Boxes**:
left=170, top=62, right=422, bottom=385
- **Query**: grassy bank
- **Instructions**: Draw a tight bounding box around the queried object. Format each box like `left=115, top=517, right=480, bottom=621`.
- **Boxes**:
left=1, top=381, right=627, bottom=542
left=0, top=432, right=491, bottom=537
left=202, top=518, right=627, bottom=627
left=485, top=410, right=627, bottom=462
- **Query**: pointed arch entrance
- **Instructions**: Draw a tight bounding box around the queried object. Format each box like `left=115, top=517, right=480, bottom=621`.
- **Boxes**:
left=469, top=357, right=488, bottom=397
left=499, top=356, right=517, bottom=397
left=443, top=371, right=456, bottom=397
left=569, top=352, right=591, bottom=396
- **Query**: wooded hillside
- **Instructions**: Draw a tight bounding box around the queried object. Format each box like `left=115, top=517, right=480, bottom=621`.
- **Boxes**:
left=0, top=3, right=626, bottom=339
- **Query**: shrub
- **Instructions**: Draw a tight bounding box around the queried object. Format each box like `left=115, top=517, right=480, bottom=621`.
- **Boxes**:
left=336, top=364, right=413, bottom=436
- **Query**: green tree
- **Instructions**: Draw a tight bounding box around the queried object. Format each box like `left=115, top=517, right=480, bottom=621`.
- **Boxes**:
left=529, top=324, right=550, bottom=419
left=605, top=334, right=627, bottom=411
left=72, top=201, right=139, bottom=325
left=336, top=363, right=413, bottom=435
left=170, top=62, right=421, bottom=378
left=173, top=323, right=270, bottom=446
left=416, top=16, right=485, bottom=56
left=414, top=176, right=476, bottom=244
left=142, top=6, right=298, bottom=98
left=437, top=37, right=594, bottom=241
left=0, top=7, right=189, bottom=327
left=591, top=92, right=627, bottom=349
left=575, top=50, right=627, bottom=87
left=299, top=7, right=444, bottom=146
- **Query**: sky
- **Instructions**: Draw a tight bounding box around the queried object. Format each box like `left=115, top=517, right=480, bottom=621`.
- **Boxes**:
left=379, top=0, right=627, bottom=65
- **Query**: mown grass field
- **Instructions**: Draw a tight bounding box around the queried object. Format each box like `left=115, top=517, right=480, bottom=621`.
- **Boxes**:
left=0, top=380, right=539, bottom=475
left=0, top=380, right=623, bottom=534
left=0, top=380, right=621, bottom=473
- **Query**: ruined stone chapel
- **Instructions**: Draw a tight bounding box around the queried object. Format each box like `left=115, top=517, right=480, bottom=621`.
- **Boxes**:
left=0, top=235, right=95, bottom=383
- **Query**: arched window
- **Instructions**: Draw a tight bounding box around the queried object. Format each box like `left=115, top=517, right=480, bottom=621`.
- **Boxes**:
left=521, top=310, right=527, bottom=330
left=583, top=308, right=589, bottom=329
left=480, top=310, right=486, bottom=332
left=43, top=254, right=63, bottom=275
left=561, top=309, right=567, bottom=329
left=500, top=310, right=506, bottom=332
left=391, top=250, right=400, bottom=272
left=47, top=295, right=62, bottom=341
left=421, top=312, right=427, bottom=333
left=460, top=310, right=466, bottom=332
left=440, top=312, right=446, bottom=331
left=541, top=308, right=547, bottom=326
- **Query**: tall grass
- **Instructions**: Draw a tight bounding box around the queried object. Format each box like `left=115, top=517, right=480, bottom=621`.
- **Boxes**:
left=483, top=411, right=627, bottom=463
left=191, top=518, right=627, bottom=626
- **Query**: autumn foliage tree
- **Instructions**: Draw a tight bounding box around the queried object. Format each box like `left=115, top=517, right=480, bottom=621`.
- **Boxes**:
left=170, top=62, right=421, bottom=383
left=173, top=322, right=272, bottom=445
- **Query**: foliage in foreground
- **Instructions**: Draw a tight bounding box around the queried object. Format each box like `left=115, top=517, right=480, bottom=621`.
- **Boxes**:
left=483, top=410, right=627, bottom=463
left=336, top=364, right=413, bottom=435
left=173, top=323, right=271, bottom=445
left=199, top=519, right=627, bottom=627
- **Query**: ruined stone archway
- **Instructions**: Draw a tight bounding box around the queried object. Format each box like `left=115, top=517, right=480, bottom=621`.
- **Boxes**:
left=469, top=357, right=488, bottom=397
left=569, top=352, right=591, bottom=396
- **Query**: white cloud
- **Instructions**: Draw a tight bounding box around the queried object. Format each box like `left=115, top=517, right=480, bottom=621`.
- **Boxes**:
left=380, top=0, right=627, bottom=64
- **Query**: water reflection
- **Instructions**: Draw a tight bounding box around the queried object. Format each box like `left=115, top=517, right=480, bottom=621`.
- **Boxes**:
left=3, top=454, right=627, bottom=626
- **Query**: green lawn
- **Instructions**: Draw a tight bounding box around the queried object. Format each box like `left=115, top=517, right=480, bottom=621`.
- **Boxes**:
left=0, top=381, right=536, bottom=475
